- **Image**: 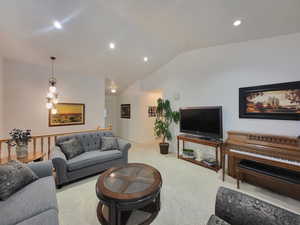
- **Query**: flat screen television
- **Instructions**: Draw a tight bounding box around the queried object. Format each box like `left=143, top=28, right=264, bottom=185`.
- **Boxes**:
left=180, top=106, right=223, bottom=139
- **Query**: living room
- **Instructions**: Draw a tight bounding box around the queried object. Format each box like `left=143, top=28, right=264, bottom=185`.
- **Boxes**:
left=0, top=1, right=300, bottom=225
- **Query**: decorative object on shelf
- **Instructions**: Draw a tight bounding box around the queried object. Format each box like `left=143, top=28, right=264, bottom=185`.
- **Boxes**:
left=49, top=103, right=85, bottom=127
left=239, top=81, right=300, bottom=120
left=154, top=98, right=180, bottom=154
left=46, top=56, right=59, bottom=115
left=182, top=148, right=195, bottom=159
left=202, top=158, right=217, bottom=167
left=148, top=106, right=157, bottom=117
left=121, top=104, right=131, bottom=119
left=7, top=129, right=32, bottom=159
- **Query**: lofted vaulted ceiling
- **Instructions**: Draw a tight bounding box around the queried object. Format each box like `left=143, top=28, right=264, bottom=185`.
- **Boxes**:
left=1, top=0, right=300, bottom=92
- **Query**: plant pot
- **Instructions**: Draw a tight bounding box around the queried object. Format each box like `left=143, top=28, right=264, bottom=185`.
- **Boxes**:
left=159, top=143, right=169, bottom=154
left=16, top=144, right=28, bottom=159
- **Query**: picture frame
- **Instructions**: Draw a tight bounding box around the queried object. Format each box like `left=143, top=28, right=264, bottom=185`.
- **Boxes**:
left=49, top=103, right=85, bottom=127
left=239, top=81, right=300, bottom=120
left=121, top=104, right=131, bottom=119
left=148, top=106, right=157, bottom=117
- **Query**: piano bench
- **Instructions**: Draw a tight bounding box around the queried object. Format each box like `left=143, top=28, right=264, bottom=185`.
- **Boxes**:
left=237, top=160, right=300, bottom=200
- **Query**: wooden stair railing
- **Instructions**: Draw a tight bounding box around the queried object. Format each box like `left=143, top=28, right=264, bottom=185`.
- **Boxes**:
left=0, top=126, right=112, bottom=164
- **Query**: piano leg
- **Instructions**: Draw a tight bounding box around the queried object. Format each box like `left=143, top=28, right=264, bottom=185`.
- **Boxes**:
left=228, top=156, right=238, bottom=178
left=236, top=167, right=240, bottom=189
left=222, top=149, right=225, bottom=181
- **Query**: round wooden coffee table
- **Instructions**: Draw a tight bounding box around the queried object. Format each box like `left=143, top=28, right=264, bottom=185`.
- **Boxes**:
left=96, top=163, right=162, bottom=225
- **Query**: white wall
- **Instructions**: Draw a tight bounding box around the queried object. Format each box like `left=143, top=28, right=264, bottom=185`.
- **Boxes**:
left=122, top=33, right=300, bottom=151
left=105, top=94, right=118, bottom=134
left=0, top=56, right=4, bottom=137
left=3, top=59, right=105, bottom=136
left=117, top=81, right=162, bottom=143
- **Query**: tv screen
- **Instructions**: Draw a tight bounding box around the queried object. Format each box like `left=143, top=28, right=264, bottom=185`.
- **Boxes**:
left=180, top=107, right=223, bottom=139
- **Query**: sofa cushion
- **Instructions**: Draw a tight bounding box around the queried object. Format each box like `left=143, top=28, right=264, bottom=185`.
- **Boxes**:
left=67, top=150, right=122, bottom=171
left=16, top=209, right=59, bottom=225
left=101, top=137, right=119, bottom=151
left=56, top=131, right=114, bottom=152
left=0, top=176, right=58, bottom=225
left=59, top=138, right=84, bottom=159
left=0, top=160, right=38, bottom=200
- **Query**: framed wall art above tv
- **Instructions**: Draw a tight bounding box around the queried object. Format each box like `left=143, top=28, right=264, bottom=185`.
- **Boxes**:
left=239, top=81, right=300, bottom=120
left=49, top=103, right=85, bottom=127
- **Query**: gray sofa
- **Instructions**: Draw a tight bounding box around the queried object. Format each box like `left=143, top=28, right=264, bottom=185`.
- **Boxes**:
left=0, top=161, right=59, bottom=225
left=50, top=131, right=131, bottom=187
left=207, top=187, right=300, bottom=225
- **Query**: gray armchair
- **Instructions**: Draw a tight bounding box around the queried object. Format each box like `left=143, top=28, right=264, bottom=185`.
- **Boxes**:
left=207, top=187, right=300, bottom=225
left=0, top=161, right=59, bottom=225
left=50, top=131, right=131, bottom=187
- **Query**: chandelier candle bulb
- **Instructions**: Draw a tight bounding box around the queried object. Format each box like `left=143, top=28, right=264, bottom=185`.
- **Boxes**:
left=46, top=102, right=53, bottom=109
left=53, top=98, right=59, bottom=104
left=51, top=108, right=58, bottom=114
left=49, top=86, right=57, bottom=93
left=47, top=92, right=54, bottom=99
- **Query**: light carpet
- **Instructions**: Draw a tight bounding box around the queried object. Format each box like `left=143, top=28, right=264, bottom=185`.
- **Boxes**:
left=57, top=142, right=300, bottom=225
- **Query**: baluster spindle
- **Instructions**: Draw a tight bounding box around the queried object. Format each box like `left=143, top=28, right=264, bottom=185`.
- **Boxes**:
left=33, top=138, right=37, bottom=155
left=41, top=138, right=44, bottom=153
left=48, top=137, right=51, bottom=159
left=8, top=144, right=12, bottom=161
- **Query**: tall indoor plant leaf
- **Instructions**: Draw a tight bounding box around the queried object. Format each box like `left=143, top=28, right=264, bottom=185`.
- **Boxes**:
left=154, top=98, right=179, bottom=154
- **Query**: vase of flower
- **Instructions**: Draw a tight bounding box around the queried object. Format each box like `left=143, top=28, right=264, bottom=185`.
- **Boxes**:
left=15, top=143, right=29, bottom=159
left=7, top=129, right=32, bottom=160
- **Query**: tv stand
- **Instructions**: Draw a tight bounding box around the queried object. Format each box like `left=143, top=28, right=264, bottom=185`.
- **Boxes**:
left=184, top=134, right=217, bottom=141
left=177, top=135, right=223, bottom=172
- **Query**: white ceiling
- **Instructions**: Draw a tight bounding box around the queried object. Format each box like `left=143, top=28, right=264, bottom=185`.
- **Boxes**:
left=1, top=0, right=300, bottom=92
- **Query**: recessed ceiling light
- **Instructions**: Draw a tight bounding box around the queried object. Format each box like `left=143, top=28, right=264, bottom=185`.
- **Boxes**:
left=143, top=57, right=148, bottom=62
left=53, top=21, right=62, bottom=29
left=109, top=42, right=115, bottom=49
left=233, top=20, right=242, bottom=27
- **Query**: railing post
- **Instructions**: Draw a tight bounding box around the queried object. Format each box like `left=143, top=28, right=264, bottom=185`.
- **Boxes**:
left=8, top=144, right=11, bottom=161
left=33, top=138, right=36, bottom=155
left=41, top=138, right=44, bottom=154
left=48, top=137, right=51, bottom=159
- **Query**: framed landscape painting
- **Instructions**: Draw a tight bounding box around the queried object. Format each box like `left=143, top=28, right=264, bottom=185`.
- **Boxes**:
left=239, top=81, right=300, bottom=120
left=49, top=103, right=85, bottom=126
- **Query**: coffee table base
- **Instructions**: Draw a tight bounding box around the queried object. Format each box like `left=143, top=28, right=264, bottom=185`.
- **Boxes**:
left=97, top=197, right=160, bottom=225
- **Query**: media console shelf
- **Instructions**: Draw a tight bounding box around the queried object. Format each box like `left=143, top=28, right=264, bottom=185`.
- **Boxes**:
left=177, top=135, right=223, bottom=172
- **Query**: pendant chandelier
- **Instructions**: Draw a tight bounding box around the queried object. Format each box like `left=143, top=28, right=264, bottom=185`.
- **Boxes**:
left=46, top=56, right=59, bottom=114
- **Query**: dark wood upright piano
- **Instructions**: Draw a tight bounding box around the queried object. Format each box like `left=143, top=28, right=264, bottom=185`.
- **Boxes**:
left=222, top=131, right=300, bottom=200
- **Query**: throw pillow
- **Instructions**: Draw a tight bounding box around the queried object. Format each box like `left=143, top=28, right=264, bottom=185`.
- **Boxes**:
left=0, top=160, right=38, bottom=201
left=101, top=137, right=119, bottom=151
left=59, top=138, right=84, bottom=159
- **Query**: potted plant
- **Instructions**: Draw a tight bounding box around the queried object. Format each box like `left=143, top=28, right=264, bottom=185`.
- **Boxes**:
left=7, top=129, right=32, bottom=159
left=154, top=98, right=180, bottom=154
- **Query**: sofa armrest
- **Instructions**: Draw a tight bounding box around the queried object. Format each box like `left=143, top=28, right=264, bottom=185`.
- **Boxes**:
left=50, top=146, right=68, bottom=185
left=117, top=138, right=131, bottom=162
left=207, top=215, right=231, bottom=225
left=27, top=161, right=53, bottom=178
left=215, top=187, right=300, bottom=225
